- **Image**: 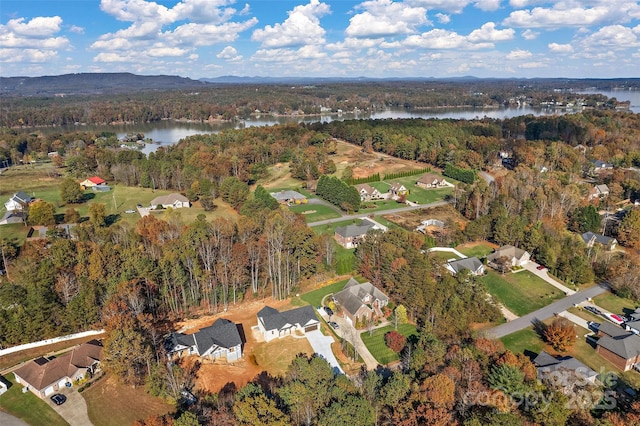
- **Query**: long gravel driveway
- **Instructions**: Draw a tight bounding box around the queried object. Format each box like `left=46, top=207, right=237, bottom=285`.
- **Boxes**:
left=485, top=283, right=609, bottom=339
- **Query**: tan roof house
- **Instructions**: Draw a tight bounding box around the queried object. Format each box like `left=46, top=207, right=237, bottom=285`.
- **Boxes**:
left=150, top=193, right=190, bottom=209
left=388, top=182, right=408, bottom=196
left=13, top=340, right=103, bottom=398
left=487, top=245, right=531, bottom=272
left=332, top=278, right=389, bottom=326
left=416, top=173, right=451, bottom=189
left=354, top=184, right=383, bottom=201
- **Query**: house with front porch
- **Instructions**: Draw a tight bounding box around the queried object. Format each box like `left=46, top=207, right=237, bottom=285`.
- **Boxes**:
left=256, top=305, right=320, bottom=342
left=4, top=191, right=33, bottom=212
left=388, top=182, right=408, bottom=197
left=165, top=318, right=243, bottom=362
left=354, top=184, right=383, bottom=202
left=150, top=193, right=191, bottom=209
left=332, top=278, right=389, bottom=326
left=13, top=340, right=103, bottom=398
left=416, top=173, right=451, bottom=189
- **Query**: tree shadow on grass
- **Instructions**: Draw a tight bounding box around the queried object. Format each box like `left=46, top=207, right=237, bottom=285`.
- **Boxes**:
left=105, top=213, right=120, bottom=226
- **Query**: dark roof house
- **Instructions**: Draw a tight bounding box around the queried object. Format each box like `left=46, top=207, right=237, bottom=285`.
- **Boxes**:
left=166, top=318, right=243, bottom=361
left=256, top=305, right=319, bottom=342
left=581, top=232, right=617, bottom=250
left=445, top=256, right=485, bottom=276
left=596, top=322, right=640, bottom=371
left=332, top=278, right=389, bottom=325
left=533, top=350, right=598, bottom=390
left=334, top=218, right=387, bottom=249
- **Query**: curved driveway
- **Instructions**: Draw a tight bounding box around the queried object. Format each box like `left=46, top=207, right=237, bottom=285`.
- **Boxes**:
left=485, top=283, right=609, bottom=339
left=0, top=412, right=29, bottom=426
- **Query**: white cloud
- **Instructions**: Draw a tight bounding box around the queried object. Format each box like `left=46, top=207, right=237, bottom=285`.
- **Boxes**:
left=507, top=49, right=532, bottom=59
left=548, top=43, right=573, bottom=53
left=217, top=46, right=242, bottom=61
left=519, top=61, right=547, bottom=68
left=69, top=25, right=85, bottom=34
left=4, top=16, right=63, bottom=37
left=522, top=29, right=539, bottom=40
left=147, top=47, right=189, bottom=57
left=468, top=22, right=514, bottom=42
left=346, top=0, right=429, bottom=38
left=0, top=16, right=70, bottom=63
left=474, top=0, right=502, bottom=12
left=407, top=1, right=472, bottom=14
left=580, top=25, right=640, bottom=48
left=252, top=0, right=330, bottom=48
left=503, top=2, right=640, bottom=28
left=436, top=13, right=450, bottom=24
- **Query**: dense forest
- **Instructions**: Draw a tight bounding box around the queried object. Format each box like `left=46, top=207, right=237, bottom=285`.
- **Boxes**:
left=2, top=96, right=640, bottom=424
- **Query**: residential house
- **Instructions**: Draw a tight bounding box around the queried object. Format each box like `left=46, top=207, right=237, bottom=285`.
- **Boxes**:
left=588, top=184, right=610, bottom=200
left=27, top=224, right=76, bottom=240
left=256, top=305, right=320, bottom=342
left=80, top=176, right=106, bottom=188
left=0, top=210, right=26, bottom=225
left=596, top=322, right=640, bottom=371
left=354, top=184, right=383, bottom=202
left=533, top=351, right=599, bottom=391
left=581, top=232, right=617, bottom=251
left=445, top=257, right=485, bottom=276
left=13, top=340, right=103, bottom=398
left=334, top=218, right=387, bottom=249
left=388, top=182, right=408, bottom=197
left=624, top=308, right=640, bottom=335
left=150, top=193, right=190, bottom=209
left=593, top=160, right=614, bottom=172
left=332, top=278, right=390, bottom=325
left=4, top=191, right=33, bottom=212
left=270, top=190, right=307, bottom=204
left=0, top=379, right=7, bottom=395
left=415, top=173, right=451, bottom=189
left=487, top=245, right=531, bottom=272
left=165, top=318, right=243, bottom=362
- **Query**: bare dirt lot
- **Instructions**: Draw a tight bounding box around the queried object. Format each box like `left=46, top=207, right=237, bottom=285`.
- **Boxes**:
left=334, top=141, right=432, bottom=179
left=175, top=296, right=315, bottom=394
left=382, top=204, right=467, bottom=231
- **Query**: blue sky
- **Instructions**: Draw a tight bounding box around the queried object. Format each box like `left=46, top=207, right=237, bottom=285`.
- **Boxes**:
left=1, top=0, right=639, bottom=79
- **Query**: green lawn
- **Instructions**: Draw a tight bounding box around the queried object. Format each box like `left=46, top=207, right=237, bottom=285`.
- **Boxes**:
left=593, top=293, right=638, bottom=316
left=482, top=270, right=564, bottom=316
left=301, top=278, right=352, bottom=307
left=500, top=327, right=545, bottom=355
left=361, top=324, right=418, bottom=365
left=456, top=242, right=496, bottom=258
left=359, top=199, right=405, bottom=213
left=311, top=219, right=357, bottom=236
left=428, top=251, right=462, bottom=263
left=366, top=176, right=454, bottom=206
left=568, top=307, right=604, bottom=324
left=0, top=374, right=68, bottom=426
left=288, top=203, right=341, bottom=222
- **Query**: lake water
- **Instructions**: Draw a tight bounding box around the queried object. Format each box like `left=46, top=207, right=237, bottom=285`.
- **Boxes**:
left=576, top=89, right=640, bottom=113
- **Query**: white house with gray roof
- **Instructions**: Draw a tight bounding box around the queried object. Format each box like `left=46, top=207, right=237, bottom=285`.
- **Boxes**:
left=581, top=231, right=617, bottom=251
left=150, top=193, right=190, bottom=209
left=334, top=218, right=387, bottom=249
left=166, top=318, right=243, bottom=361
left=445, top=256, right=485, bottom=276
left=4, top=191, right=33, bottom=212
left=270, top=190, right=307, bottom=204
left=256, top=305, right=320, bottom=342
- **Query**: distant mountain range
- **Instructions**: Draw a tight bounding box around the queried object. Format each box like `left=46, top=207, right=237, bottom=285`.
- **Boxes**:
left=1, top=72, right=639, bottom=97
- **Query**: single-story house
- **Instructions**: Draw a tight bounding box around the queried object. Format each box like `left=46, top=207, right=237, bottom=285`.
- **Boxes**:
left=596, top=322, right=640, bottom=371
left=334, top=218, right=387, bottom=249
left=533, top=350, right=598, bottom=390
left=4, top=191, right=33, bottom=212
left=624, top=308, right=640, bottom=334
left=388, top=182, right=408, bottom=197
left=593, top=160, right=614, bottom=172
left=445, top=256, right=485, bottom=276
left=80, top=176, right=106, bottom=188
left=0, top=210, right=26, bottom=225
left=589, top=184, right=610, bottom=200
left=487, top=245, right=531, bottom=271
left=165, top=318, right=243, bottom=362
left=256, top=305, right=320, bottom=342
left=270, top=190, right=307, bottom=204
left=332, top=278, right=389, bottom=325
left=27, top=224, right=76, bottom=240
left=581, top=231, right=617, bottom=251
left=416, top=173, right=451, bottom=189
left=150, top=193, right=190, bottom=209
left=13, top=340, right=103, bottom=398
left=354, top=184, right=384, bottom=202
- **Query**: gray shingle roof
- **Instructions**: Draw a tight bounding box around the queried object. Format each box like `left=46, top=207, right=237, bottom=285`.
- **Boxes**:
left=581, top=232, right=616, bottom=246
left=533, top=350, right=597, bottom=378
left=270, top=190, right=306, bottom=202
left=333, top=280, right=389, bottom=316
left=597, top=323, right=640, bottom=359
left=487, top=245, right=529, bottom=262
left=447, top=257, right=483, bottom=274
left=335, top=222, right=374, bottom=238
left=167, top=318, right=241, bottom=355
left=257, top=305, right=318, bottom=332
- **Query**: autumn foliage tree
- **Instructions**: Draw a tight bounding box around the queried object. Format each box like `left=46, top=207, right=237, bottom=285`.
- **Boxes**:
left=385, top=330, right=406, bottom=353
left=543, top=318, right=576, bottom=351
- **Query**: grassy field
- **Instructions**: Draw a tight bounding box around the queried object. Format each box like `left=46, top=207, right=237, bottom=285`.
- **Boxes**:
left=456, top=241, right=497, bottom=258
left=288, top=203, right=341, bottom=222
left=252, top=336, right=315, bottom=377
left=428, top=251, right=462, bottom=263
left=82, top=374, right=173, bottom=426
left=500, top=327, right=545, bottom=355
left=593, top=293, right=638, bottom=316
left=300, top=278, right=351, bottom=307
left=0, top=374, right=68, bottom=426
left=482, top=270, right=564, bottom=316
left=361, top=324, right=418, bottom=365
left=369, top=177, right=453, bottom=205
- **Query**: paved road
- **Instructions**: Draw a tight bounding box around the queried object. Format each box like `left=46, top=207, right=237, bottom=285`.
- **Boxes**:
left=0, top=411, right=29, bottom=426
left=485, top=283, right=609, bottom=339
left=308, top=200, right=449, bottom=227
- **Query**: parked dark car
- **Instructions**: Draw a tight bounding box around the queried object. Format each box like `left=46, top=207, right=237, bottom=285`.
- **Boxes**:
left=587, top=321, right=600, bottom=332
left=324, top=306, right=334, bottom=316
left=585, top=305, right=602, bottom=316
left=328, top=321, right=339, bottom=329
left=536, top=264, right=546, bottom=270
left=50, top=394, right=66, bottom=405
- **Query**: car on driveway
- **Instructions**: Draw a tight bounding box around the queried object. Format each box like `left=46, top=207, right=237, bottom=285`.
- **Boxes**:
left=536, top=264, right=546, bottom=270
left=324, top=306, right=334, bottom=316
left=50, top=394, right=66, bottom=405
left=587, top=321, right=600, bottom=332
left=125, top=209, right=136, bottom=214
left=328, top=321, right=339, bottom=329
left=585, top=305, right=602, bottom=316
left=604, top=313, right=625, bottom=325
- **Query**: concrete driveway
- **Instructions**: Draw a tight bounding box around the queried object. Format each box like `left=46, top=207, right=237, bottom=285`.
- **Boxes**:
left=0, top=411, right=29, bottom=426
left=47, top=385, right=93, bottom=426
left=327, top=314, right=379, bottom=371
left=305, top=330, right=344, bottom=374
left=523, top=262, right=575, bottom=295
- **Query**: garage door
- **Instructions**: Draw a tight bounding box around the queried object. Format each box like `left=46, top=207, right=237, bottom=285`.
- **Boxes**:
left=305, top=324, right=318, bottom=333
left=44, top=386, right=55, bottom=396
